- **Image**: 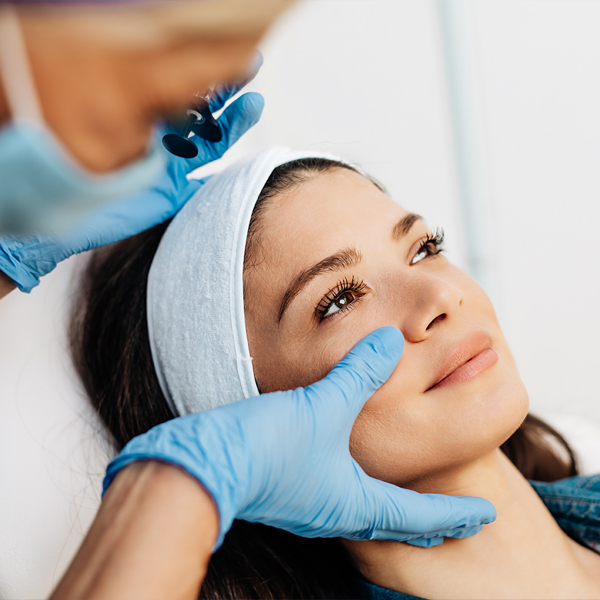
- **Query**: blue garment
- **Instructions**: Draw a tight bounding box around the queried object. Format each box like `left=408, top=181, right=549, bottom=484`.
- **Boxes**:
left=359, top=475, right=600, bottom=600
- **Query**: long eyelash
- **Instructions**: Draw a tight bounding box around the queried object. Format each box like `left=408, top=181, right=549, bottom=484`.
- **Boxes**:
left=418, top=227, right=445, bottom=256
left=315, top=276, right=366, bottom=320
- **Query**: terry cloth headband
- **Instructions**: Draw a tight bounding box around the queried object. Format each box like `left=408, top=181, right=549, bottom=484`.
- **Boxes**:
left=147, top=146, right=349, bottom=416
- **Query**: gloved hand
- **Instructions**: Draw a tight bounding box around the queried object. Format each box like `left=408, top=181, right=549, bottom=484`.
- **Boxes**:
left=104, top=327, right=496, bottom=549
left=0, top=63, right=264, bottom=293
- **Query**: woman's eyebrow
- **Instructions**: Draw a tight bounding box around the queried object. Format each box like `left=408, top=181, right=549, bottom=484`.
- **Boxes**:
left=392, top=213, right=423, bottom=242
left=278, top=247, right=362, bottom=323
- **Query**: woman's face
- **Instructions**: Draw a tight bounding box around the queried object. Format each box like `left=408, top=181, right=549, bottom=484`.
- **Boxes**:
left=244, top=168, right=529, bottom=487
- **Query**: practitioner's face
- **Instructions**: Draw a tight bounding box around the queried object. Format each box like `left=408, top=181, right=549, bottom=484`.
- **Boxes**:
left=4, top=3, right=283, bottom=173
left=243, top=168, right=529, bottom=487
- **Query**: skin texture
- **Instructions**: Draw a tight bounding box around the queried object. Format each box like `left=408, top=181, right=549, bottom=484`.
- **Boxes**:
left=0, top=8, right=266, bottom=173
left=243, top=169, right=600, bottom=599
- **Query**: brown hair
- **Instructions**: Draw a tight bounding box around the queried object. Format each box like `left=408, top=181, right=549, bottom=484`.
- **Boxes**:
left=71, top=158, right=577, bottom=600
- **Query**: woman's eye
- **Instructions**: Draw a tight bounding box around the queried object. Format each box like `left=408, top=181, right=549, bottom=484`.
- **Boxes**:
left=315, top=276, right=367, bottom=321
left=410, top=230, right=445, bottom=265
left=324, top=291, right=356, bottom=317
left=411, top=247, right=429, bottom=265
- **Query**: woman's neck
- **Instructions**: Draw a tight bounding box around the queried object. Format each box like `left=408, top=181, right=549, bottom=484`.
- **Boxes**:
left=345, top=450, right=600, bottom=599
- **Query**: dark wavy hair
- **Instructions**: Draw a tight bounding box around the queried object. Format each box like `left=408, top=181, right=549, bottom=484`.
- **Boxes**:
left=70, top=158, right=578, bottom=600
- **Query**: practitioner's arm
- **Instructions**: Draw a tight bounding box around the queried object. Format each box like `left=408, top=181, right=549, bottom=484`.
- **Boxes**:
left=0, top=270, right=16, bottom=299
left=51, top=461, right=218, bottom=600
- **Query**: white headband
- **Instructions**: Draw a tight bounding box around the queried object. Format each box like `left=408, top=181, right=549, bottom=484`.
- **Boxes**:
left=147, top=146, right=345, bottom=416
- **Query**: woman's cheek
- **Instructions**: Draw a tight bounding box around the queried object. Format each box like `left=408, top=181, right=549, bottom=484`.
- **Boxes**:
left=348, top=389, right=422, bottom=484
left=287, top=332, right=361, bottom=389
left=253, top=334, right=349, bottom=393
left=349, top=407, right=395, bottom=481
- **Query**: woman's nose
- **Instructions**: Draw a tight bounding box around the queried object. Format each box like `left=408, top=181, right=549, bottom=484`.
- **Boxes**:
left=399, top=272, right=464, bottom=343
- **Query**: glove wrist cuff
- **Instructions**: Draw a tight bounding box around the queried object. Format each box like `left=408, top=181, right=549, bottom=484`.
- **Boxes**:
left=102, top=412, right=251, bottom=550
left=0, top=242, right=39, bottom=292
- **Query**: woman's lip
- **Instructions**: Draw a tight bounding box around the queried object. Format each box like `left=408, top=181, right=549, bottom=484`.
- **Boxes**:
left=428, top=348, right=498, bottom=390
left=427, top=331, right=497, bottom=391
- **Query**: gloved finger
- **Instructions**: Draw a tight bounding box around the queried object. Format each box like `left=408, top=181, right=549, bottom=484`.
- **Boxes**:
left=404, top=523, right=484, bottom=547
left=153, top=93, right=263, bottom=178
left=404, top=536, right=444, bottom=548
left=208, top=51, right=263, bottom=112
left=305, top=327, right=404, bottom=420
left=0, top=237, right=45, bottom=292
left=364, top=479, right=496, bottom=541
left=188, top=92, right=264, bottom=168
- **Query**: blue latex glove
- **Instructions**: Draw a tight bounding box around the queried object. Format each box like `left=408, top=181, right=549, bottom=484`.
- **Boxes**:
left=104, top=327, right=496, bottom=549
left=0, top=71, right=264, bottom=293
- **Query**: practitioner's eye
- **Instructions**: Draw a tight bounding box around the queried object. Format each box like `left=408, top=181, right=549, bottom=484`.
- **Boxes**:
left=410, top=228, right=445, bottom=265
left=316, top=276, right=367, bottom=321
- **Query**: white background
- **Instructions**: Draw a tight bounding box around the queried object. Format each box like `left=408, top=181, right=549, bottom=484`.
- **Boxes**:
left=2, top=1, right=600, bottom=597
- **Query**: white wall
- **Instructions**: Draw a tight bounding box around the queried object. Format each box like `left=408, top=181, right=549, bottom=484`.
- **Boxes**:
left=472, top=0, right=600, bottom=420
left=0, top=259, right=109, bottom=600
left=2, top=1, right=600, bottom=597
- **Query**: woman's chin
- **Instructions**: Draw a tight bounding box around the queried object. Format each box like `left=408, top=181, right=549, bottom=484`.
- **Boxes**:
left=372, top=386, right=528, bottom=489
left=435, top=357, right=530, bottom=445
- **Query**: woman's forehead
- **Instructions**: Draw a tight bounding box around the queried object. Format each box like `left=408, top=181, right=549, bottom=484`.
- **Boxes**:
left=262, top=168, right=409, bottom=241
left=246, top=169, right=414, bottom=299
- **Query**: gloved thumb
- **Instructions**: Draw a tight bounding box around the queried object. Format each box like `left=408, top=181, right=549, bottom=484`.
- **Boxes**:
left=306, top=327, right=404, bottom=419
left=363, top=475, right=496, bottom=543
left=192, top=92, right=265, bottom=166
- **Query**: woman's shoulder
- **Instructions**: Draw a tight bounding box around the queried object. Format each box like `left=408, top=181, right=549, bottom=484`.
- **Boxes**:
left=530, top=474, right=600, bottom=553
left=530, top=473, right=600, bottom=497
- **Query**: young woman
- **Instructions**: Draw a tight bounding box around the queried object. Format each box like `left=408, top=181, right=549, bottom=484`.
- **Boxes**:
left=71, top=148, right=600, bottom=599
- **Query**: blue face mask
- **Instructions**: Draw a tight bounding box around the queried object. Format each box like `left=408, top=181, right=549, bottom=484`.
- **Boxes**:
left=0, top=120, right=166, bottom=235
left=0, top=4, right=166, bottom=235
